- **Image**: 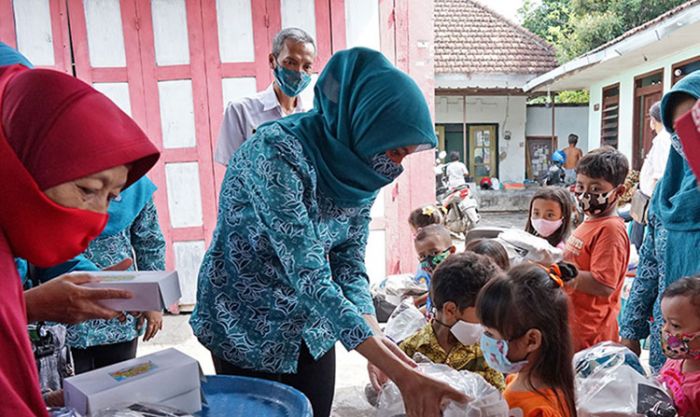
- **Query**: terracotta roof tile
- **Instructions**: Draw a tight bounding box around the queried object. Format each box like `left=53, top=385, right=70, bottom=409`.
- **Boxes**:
left=435, top=0, right=558, bottom=74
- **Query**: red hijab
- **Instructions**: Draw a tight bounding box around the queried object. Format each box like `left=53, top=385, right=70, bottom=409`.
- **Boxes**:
left=676, top=100, right=700, bottom=182
left=0, top=65, right=159, bottom=267
left=0, top=65, right=159, bottom=416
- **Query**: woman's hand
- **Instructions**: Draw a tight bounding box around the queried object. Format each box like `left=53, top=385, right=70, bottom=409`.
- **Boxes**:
left=356, top=335, right=468, bottom=417
left=24, top=273, right=132, bottom=324
left=43, top=389, right=64, bottom=407
left=368, top=337, right=416, bottom=391
left=397, top=369, right=470, bottom=417
left=138, top=311, right=163, bottom=342
left=620, top=338, right=642, bottom=356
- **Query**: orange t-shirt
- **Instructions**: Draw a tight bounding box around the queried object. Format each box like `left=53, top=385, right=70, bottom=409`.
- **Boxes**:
left=564, top=216, right=630, bottom=351
left=504, top=375, right=572, bottom=417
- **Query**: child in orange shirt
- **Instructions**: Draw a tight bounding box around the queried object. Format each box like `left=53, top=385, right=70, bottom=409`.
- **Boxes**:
left=477, top=262, right=578, bottom=417
left=565, top=147, right=631, bottom=351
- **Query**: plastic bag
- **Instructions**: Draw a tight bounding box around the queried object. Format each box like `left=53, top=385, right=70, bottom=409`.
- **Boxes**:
left=383, top=299, right=427, bottom=344
left=29, top=323, right=74, bottom=394
left=371, top=274, right=428, bottom=323
left=574, top=342, right=677, bottom=417
left=496, top=229, right=563, bottom=266
left=94, top=403, right=193, bottom=417
left=48, top=408, right=82, bottom=417
left=377, top=362, right=508, bottom=417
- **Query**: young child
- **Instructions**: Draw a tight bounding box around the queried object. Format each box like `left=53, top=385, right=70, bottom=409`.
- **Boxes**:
left=477, top=262, right=578, bottom=416
left=565, top=147, right=631, bottom=351
left=401, top=252, right=505, bottom=391
left=408, top=204, right=445, bottom=236
left=413, top=224, right=456, bottom=313
left=524, top=187, right=572, bottom=250
left=658, top=276, right=700, bottom=417
left=465, top=238, right=510, bottom=271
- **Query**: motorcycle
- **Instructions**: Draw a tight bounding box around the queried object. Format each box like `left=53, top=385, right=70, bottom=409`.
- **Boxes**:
left=440, top=184, right=480, bottom=237
left=434, top=151, right=449, bottom=199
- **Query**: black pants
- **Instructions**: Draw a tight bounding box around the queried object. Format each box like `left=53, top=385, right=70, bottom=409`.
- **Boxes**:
left=212, top=343, right=336, bottom=417
left=72, top=338, right=139, bottom=374
left=630, top=220, right=645, bottom=249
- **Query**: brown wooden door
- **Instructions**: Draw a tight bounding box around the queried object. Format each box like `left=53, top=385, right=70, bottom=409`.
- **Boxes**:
left=633, top=70, right=663, bottom=170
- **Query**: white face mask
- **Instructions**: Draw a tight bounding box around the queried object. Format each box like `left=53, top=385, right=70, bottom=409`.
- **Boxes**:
left=450, top=321, right=483, bottom=346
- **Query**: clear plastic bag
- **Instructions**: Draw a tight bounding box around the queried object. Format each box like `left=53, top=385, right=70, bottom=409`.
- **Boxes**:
left=383, top=298, right=427, bottom=344
left=94, top=403, right=193, bottom=417
left=48, top=408, right=83, bottom=417
left=376, top=362, right=508, bottom=417
left=574, top=342, right=677, bottom=417
left=496, top=229, right=563, bottom=266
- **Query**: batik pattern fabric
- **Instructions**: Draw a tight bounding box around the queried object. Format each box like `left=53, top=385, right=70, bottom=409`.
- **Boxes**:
left=619, top=212, right=669, bottom=372
left=67, top=199, right=166, bottom=349
left=399, top=323, right=505, bottom=391
left=190, top=125, right=376, bottom=374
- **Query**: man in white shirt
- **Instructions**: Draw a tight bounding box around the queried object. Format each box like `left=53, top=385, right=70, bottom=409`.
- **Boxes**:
left=445, top=151, right=469, bottom=189
left=631, top=101, right=672, bottom=248
left=639, top=102, right=672, bottom=197
left=214, top=28, right=316, bottom=165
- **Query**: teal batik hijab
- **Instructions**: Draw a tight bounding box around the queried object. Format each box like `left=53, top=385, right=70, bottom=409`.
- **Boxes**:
left=652, top=70, right=700, bottom=284
left=271, top=47, right=437, bottom=207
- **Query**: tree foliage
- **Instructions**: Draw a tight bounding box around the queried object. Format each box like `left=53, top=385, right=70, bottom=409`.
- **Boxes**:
left=519, top=0, right=688, bottom=62
left=519, top=0, right=686, bottom=104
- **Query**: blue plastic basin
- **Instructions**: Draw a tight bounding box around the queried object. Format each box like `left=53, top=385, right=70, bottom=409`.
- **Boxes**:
left=195, top=375, right=312, bottom=417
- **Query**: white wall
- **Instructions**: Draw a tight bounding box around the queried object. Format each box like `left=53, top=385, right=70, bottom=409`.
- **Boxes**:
left=526, top=105, right=589, bottom=150
left=587, top=45, right=700, bottom=159
left=435, top=95, right=528, bottom=183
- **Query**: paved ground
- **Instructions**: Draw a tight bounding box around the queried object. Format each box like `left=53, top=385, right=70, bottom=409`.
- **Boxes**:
left=136, top=211, right=528, bottom=417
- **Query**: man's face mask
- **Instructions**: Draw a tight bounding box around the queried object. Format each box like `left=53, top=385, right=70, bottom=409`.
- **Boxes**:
left=273, top=61, right=312, bottom=98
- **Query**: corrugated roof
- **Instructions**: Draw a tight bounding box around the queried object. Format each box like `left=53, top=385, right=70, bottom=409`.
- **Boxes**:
left=435, top=0, right=558, bottom=74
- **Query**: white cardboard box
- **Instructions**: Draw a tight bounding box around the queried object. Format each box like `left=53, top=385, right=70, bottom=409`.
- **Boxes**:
left=82, top=271, right=181, bottom=311
left=64, top=348, right=201, bottom=416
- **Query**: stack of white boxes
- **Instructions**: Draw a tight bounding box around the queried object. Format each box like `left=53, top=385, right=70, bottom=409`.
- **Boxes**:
left=64, top=348, right=201, bottom=415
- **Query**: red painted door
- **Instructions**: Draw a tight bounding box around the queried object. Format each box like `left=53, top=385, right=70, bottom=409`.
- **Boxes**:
left=0, top=0, right=71, bottom=73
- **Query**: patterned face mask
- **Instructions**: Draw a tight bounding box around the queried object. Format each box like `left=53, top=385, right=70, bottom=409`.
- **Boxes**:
left=369, top=153, right=404, bottom=181
left=419, top=249, right=451, bottom=273
left=273, top=63, right=312, bottom=98
left=575, top=189, right=618, bottom=216
left=480, top=332, right=529, bottom=374
left=670, top=133, right=687, bottom=161
left=661, top=329, right=700, bottom=360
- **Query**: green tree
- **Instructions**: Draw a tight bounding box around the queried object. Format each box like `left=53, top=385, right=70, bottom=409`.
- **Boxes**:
left=519, top=0, right=687, bottom=104
left=519, top=0, right=688, bottom=62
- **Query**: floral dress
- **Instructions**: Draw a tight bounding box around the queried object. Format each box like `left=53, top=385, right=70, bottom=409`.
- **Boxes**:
left=190, top=125, right=376, bottom=373
left=619, top=212, right=669, bottom=372
left=67, top=199, right=166, bottom=348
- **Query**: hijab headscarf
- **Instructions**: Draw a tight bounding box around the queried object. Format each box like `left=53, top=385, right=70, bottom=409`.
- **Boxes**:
left=273, top=47, right=437, bottom=207
left=651, top=70, right=700, bottom=284
left=0, top=65, right=159, bottom=267
left=102, top=176, right=158, bottom=236
left=0, top=42, right=32, bottom=68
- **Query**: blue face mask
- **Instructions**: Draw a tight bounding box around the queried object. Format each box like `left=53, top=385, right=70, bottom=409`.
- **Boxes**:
left=273, top=63, right=312, bottom=98
left=369, top=153, right=404, bottom=181
left=480, top=333, right=529, bottom=374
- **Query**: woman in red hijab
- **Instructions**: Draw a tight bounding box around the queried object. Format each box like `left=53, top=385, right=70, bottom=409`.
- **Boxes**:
left=0, top=64, right=159, bottom=416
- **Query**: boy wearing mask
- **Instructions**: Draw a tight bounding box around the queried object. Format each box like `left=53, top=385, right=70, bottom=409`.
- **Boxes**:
left=565, top=147, right=631, bottom=351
